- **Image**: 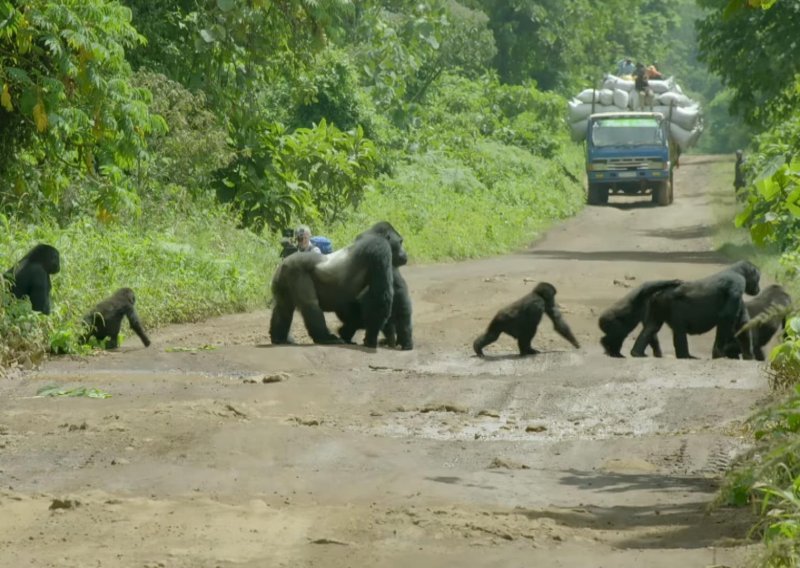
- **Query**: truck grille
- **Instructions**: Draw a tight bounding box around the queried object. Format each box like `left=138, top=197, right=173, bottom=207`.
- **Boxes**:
left=592, top=158, right=664, bottom=171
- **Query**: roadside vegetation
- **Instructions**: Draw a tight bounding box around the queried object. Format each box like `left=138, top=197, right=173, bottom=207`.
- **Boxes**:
left=698, top=1, right=800, bottom=565
left=1, top=0, right=800, bottom=563
left=1, top=0, right=709, bottom=367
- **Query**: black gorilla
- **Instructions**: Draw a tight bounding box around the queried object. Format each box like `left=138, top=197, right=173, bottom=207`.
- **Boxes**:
left=336, top=266, right=413, bottom=350
left=598, top=279, right=683, bottom=357
left=81, top=287, right=151, bottom=349
left=630, top=260, right=761, bottom=359
left=724, top=284, right=792, bottom=361
left=270, top=221, right=407, bottom=347
left=2, top=243, right=60, bottom=314
left=473, top=282, right=581, bottom=357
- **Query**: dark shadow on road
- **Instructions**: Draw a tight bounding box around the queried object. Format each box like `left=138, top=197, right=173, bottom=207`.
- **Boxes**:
left=473, top=349, right=567, bottom=362
left=526, top=249, right=730, bottom=264
left=256, top=343, right=377, bottom=353
left=510, top=467, right=756, bottom=548
left=640, top=224, right=718, bottom=240
left=513, top=501, right=754, bottom=549
left=558, top=468, right=718, bottom=494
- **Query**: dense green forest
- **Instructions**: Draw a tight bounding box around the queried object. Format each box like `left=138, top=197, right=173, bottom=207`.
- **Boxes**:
left=3, top=0, right=800, bottom=562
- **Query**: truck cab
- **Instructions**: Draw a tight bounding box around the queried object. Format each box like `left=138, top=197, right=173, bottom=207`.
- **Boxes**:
left=585, top=112, right=674, bottom=206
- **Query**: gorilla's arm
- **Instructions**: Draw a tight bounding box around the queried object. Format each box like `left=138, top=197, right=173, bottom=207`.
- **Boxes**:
left=126, top=307, right=151, bottom=347
left=25, top=264, right=52, bottom=315
left=545, top=303, right=580, bottom=348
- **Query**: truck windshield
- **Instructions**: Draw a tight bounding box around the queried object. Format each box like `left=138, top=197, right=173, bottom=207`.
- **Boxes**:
left=590, top=117, right=664, bottom=147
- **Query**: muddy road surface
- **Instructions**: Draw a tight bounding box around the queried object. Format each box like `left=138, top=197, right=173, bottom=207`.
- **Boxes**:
left=1, top=155, right=769, bottom=567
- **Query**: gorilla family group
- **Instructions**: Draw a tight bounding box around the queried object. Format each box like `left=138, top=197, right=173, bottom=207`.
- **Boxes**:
left=3, top=221, right=791, bottom=359
left=2, top=244, right=151, bottom=349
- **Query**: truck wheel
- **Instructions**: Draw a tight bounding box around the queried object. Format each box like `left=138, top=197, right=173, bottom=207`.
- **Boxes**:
left=587, top=183, right=608, bottom=205
left=652, top=181, right=670, bottom=206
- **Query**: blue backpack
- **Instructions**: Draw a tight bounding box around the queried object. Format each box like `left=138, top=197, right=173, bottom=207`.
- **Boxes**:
left=310, top=236, right=333, bottom=254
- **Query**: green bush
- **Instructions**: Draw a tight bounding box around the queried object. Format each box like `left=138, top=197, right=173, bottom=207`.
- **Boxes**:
left=320, top=142, right=585, bottom=262
left=0, top=201, right=273, bottom=360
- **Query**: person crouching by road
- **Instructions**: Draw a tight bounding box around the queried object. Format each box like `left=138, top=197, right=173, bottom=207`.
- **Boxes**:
left=295, top=225, right=321, bottom=254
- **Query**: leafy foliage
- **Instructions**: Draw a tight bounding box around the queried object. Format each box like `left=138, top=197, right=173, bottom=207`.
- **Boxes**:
left=697, top=0, right=800, bottom=127
left=215, top=119, right=378, bottom=230
left=0, top=0, right=167, bottom=221
left=132, top=70, right=234, bottom=193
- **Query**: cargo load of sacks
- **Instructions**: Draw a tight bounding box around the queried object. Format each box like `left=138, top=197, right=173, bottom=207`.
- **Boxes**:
left=566, top=74, right=703, bottom=150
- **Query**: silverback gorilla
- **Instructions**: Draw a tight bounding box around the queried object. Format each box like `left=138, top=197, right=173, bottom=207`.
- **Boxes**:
left=598, top=279, right=683, bottom=357
left=270, top=221, right=407, bottom=347
left=724, top=284, right=792, bottom=361
left=3, top=243, right=60, bottom=314
left=473, top=282, right=581, bottom=357
left=630, top=260, right=761, bottom=359
left=82, top=287, right=151, bottom=349
left=336, top=266, right=413, bottom=350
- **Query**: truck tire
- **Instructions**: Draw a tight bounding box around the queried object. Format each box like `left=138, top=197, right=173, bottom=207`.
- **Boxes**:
left=587, top=183, right=608, bottom=205
left=652, top=181, right=670, bottom=206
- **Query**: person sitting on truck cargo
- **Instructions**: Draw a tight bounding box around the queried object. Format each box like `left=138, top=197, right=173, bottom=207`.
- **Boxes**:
left=616, top=58, right=635, bottom=77
left=634, top=63, right=654, bottom=110
left=646, top=64, right=664, bottom=80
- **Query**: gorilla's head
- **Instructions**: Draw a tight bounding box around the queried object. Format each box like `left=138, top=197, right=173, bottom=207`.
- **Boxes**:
left=533, top=282, right=556, bottom=302
left=362, top=221, right=408, bottom=267
left=737, top=260, right=760, bottom=296
left=27, top=244, right=61, bottom=274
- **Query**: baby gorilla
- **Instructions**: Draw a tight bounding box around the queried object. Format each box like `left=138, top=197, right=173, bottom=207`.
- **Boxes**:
left=598, top=279, right=683, bottom=357
left=82, top=287, right=151, bottom=349
left=473, top=282, right=581, bottom=357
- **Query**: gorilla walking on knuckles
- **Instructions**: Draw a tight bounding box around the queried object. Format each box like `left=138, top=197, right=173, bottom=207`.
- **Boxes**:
left=270, top=221, right=407, bottom=348
left=473, top=282, right=580, bottom=357
left=598, top=279, right=683, bottom=357
left=81, top=287, right=151, bottom=349
left=630, top=260, right=760, bottom=359
left=724, top=284, right=792, bottom=361
left=2, top=243, right=60, bottom=314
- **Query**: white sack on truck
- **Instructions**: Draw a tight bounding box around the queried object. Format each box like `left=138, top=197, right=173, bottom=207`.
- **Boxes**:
left=570, top=119, right=588, bottom=142
left=657, top=91, right=692, bottom=108
left=576, top=89, right=600, bottom=103
left=612, top=89, right=629, bottom=109
left=669, top=121, right=704, bottom=152
left=602, top=74, right=635, bottom=92
left=647, top=76, right=676, bottom=94
left=568, top=99, right=594, bottom=122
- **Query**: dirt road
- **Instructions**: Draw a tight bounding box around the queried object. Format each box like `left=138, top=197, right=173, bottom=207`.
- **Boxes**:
left=1, top=155, right=769, bottom=567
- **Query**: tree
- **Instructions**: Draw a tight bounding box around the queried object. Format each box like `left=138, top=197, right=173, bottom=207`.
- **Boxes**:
left=697, top=0, right=800, bottom=127
left=0, top=1, right=167, bottom=221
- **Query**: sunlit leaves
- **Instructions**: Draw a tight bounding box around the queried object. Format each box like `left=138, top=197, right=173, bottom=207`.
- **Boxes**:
left=0, top=0, right=159, bottom=221
left=1, top=83, right=12, bottom=110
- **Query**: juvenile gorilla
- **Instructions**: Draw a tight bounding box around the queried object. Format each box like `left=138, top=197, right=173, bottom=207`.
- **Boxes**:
left=630, top=260, right=760, bottom=359
left=598, top=279, right=683, bottom=357
left=336, top=267, right=413, bottom=350
left=2, top=243, right=60, bottom=314
left=270, top=221, right=407, bottom=348
left=724, top=284, right=792, bottom=361
left=473, top=282, right=581, bottom=357
left=82, top=288, right=151, bottom=349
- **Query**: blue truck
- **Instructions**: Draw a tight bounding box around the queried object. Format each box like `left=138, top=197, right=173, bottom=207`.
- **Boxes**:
left=585, top=111, right=677, bottom=206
